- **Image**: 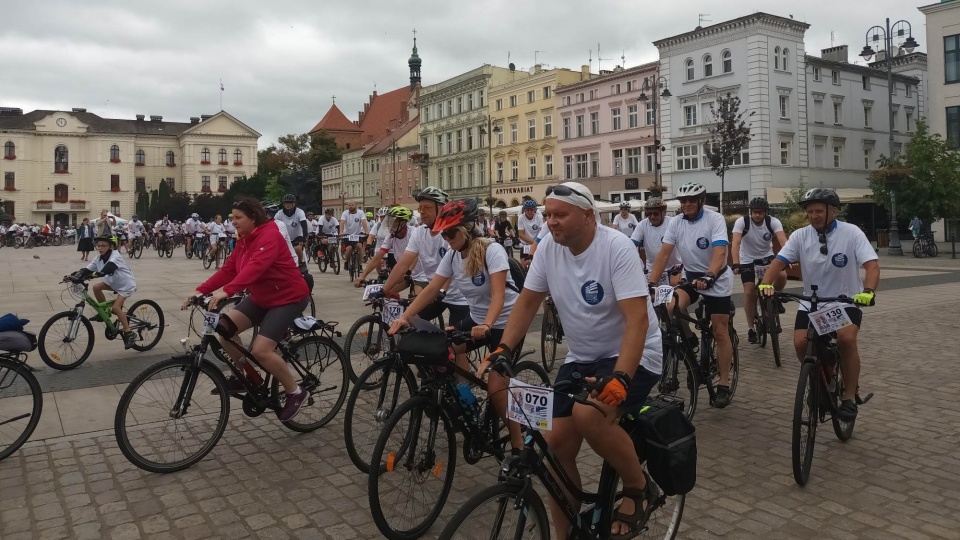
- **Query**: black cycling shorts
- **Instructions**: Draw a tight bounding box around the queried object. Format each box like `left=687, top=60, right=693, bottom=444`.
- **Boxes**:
left=794, top=307, right=862, bottom=331
left=553, top=359, right=660, bottom=417
left=231, top=296, right=309, bottom=342
left=677, top=284, right=733, bottom=317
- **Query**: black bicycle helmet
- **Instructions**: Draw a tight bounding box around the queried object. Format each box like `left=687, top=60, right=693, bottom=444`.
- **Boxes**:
left=799, top=188, right=840, bottom=208
left=282, top=193, right=296, bottom=203
left=748, top=197, right=769, bottom=211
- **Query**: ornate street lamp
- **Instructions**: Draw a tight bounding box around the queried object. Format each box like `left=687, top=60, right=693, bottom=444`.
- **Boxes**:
left=860, top=18, right=918, bottom=256
left=479, top=118, right=502, bottom=215
left=638, top=75, right=671, bottom=194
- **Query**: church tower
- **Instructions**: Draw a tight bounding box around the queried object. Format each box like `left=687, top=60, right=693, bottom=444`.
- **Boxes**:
left=408, top=32, right=422, bottom=90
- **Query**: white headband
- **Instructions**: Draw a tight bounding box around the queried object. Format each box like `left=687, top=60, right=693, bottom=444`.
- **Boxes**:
left=545, top=183, right=600, bottom=223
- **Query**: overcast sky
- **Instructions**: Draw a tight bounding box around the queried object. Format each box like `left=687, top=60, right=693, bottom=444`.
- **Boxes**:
left=1, top=0, right=929, bottom=149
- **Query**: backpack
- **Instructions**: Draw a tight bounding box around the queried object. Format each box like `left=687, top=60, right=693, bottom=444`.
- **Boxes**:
left=741, top=215, right=783, bottom=254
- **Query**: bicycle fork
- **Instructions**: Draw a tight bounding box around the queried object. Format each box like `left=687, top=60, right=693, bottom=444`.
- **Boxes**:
left=170, top=355, right=204, bottom=419
left=65, top=306, right=86, bottom=342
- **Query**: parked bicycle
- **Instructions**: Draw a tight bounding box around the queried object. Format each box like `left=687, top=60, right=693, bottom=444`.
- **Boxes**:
left=913, top=231, right=939, bottom=258
left=773, top=286, right=874, bottom=486
left=37, top=276, right=165, bottom=370
left=114, top=295, right=349, bottom=473
left=0, top=330, right=42, bottom=461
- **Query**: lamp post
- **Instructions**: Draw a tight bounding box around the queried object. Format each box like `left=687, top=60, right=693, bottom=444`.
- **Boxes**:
left=389, top=139, right=398, bottom=205
left=860, top=18, right=918, bottom=256
left=479, top=117, right=502, bottom=215
left=638, top=75, right=671, bottom=194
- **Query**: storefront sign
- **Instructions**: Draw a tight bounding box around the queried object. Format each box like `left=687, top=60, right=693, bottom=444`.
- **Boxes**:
left=494, top=186, right=535, bottom=195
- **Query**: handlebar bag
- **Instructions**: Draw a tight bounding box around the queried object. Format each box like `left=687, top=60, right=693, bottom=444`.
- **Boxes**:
left=398, top=320, right=448, bottom=366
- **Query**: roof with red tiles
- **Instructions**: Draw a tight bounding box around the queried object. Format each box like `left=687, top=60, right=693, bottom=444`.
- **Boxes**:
left=309, top=103, right=360, bottom=134
left=364, top=117, right=420, bottom=156
left=355, top=86, right=414, bottom=145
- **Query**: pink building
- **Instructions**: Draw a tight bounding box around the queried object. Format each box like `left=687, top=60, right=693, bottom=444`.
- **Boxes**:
left=555, top=62, right=661, bottom=203
left=367, top=117, right=422, bottom=209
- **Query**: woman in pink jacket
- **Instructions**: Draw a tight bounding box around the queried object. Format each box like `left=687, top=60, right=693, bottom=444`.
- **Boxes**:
left=189, top=196, right=310, bottom=421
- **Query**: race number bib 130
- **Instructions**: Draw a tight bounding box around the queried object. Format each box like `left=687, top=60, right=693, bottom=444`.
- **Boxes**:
left=381, top=300, right=404, bottom=325
left=202, top=311, right=220, bottom=335
left=507, top=379, right=554, bottom=431
left=362, top=284, right=383, bottom=300
left=348, top=234, right=360, bottom=242
left=808, top=306, right=853, bottom=335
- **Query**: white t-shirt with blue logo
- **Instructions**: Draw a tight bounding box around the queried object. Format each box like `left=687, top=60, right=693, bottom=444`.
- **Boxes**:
left=631, top=216, right=681, bottom=271
left=613, top=213, right=638, bottom=236
left=517, top=211, right=544, bottom=246
left=405, top=226, right=467, bottom=305
left=733, top=216, right=784, bottom=263
left=662, top=208, right=733, bottom=297
left=525, top=226, right=662, bottom=374
left=436, top=241, right=518, bottom=328
left=775, top=221, right=878, bottom=311
left=275, top=208, right=307, bottom=240
left=340, top=209, right=366, bottom=237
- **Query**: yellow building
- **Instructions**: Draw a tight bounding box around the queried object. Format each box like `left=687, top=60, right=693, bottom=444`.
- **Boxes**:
left=0, top=108, right=259, bottom=224
left=488, top=65, right=590, bottom=206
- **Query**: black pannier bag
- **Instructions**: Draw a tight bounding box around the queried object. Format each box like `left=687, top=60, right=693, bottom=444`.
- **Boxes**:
left=625, top=395, right=697, bottom=496
left=397, top=318, right=449, bottom=366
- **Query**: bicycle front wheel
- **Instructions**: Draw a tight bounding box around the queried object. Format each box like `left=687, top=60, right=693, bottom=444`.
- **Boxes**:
left=115, top=357, right=230, bottom=473
left=659, top=343, right=699, bottom=421
left=331, top=248, right=341, bottom=275
left=540, top=303, right=558, bottom=372
left=276, top=335, right=348, bottom=432
left=369, top=395, right=457, bottom=540
left=344, top=361, right=418, bottom=473
left=38, top=311, right=95, bottom=370
left=792, top=362, right=819, bottom=486
left=438, top=483, right=550, bottom=540
left=768, top=302, right=782, bottom=368
left=127, top=300, right=165, bottom=352
left=344, top=314, right=392, bottom=384
left=0, top=358, right=43, bottom=461
left=831, top=365, right=856, bottom=442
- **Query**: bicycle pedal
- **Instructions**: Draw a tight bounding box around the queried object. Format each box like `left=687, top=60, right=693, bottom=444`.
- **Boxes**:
left=856, top=393, right=873, bottom=405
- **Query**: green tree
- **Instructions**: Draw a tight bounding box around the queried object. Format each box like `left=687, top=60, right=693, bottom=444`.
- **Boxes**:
left=704, top=93, right=753, bottom=213
left=869, top=118, right=960, bottom=227
left=190, top=193, right=230, bottom=220
left=223, top=173, right=268, bottom=203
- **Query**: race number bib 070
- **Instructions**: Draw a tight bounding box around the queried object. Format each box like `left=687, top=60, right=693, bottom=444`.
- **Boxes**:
left=507, top=379, right=554, bottom=431
left=808, top=306, right=853, bottom=335
left=381, top=300, right=404, bottom=325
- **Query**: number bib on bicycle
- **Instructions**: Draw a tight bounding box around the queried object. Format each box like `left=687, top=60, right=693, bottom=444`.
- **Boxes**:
left=507, top=379, right=554, bottom=430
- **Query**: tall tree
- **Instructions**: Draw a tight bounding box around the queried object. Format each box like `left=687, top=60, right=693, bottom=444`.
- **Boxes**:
left=223, top=173, right=268, bottom=203
left=869, top=118, right=960, bottom=227
left=704, top=93, right=753, bottom=213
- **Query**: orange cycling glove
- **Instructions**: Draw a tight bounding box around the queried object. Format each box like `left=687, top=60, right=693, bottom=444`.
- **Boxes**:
left=483, top=344, right=513, bottom=374
left=595, top=371, right=632, bottom=407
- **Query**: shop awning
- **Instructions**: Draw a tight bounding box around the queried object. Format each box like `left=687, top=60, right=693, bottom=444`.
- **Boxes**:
left=765, top=187, right=875, bottom=205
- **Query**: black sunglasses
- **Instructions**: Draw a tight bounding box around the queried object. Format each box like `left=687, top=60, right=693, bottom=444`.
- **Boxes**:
left=546, top=185, right=592, bottom=205
left=818, top=232, right=828, bottom=255
left=440, top=228, right=459, bottom=239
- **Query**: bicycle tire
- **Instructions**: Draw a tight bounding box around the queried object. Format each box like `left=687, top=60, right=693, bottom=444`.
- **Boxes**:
left=202, top=249, right=213, bottom=269
left=317, top=249, right=328, bottom=273
left=512, top=360, right=551, bottom=388
left=728, top=324, right=740, bottom=397
left=344, top=361, right=418, bottom=473
left=133, top=240, right=142, bottom=259
left=831, top=365, right=856, bottom=442
left=127, top=300, right=165, bottom=352
left=659, top=343, right=699, bottom=421
left=369, top=395, right=457, bottom=540
left=768, top=302, right=782, bottom=368
left=115, top=356, right=230, bottom=473
left=540, top=303, right=558, bottom=372
left=275, top=335, right=349, bottom=432
left=344, top=314, right=392, bottom=385
left=438, top=483, right=550, bottom=540
left=0, top=358, right=43, bottom=461
left=52, top=236, right=62, bottom=247
left=929, top=242, right=939, bottom=257
left=913, top=241, right=923, bottom=258
left=598, top=464, right=685, bottom=540
left=184, top=240, right=192, bottom=259
left=754, top=299, right=768, bottom=349
left=792, top=361, right=818, bottom=486
left=164, top=240, right=173, bottom=258
left=38, top=311, right=95, bottom=370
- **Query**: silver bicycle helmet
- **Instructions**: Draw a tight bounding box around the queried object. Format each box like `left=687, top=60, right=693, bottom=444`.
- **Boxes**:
left=675, top=182, right=707, bottom=198
left=415, top=186, right=449, bottom=205
left=377, top=206, right=390, bottom=217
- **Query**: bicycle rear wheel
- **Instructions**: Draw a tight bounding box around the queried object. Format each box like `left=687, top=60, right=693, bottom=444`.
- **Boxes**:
left=792, top=362, right=819, bottom=486
left=344, top=361, right=417, bottom=473
left=344, top=314, right=392, bottom=384
left=369, top=395, right=456, bottom=540
left=659, top=343, right=699, bottom=421
left=276, top=335, right=348, bottom=432
left=127, top=300, right=165, bottom=352
left=831, top=365, right=856, bottom=442
left=0, top=358, right=43, bottom=461
left=540, top=303, right=558, bottom=372
left=115, top=357, right=230, bottom=473
left=438, top=483, right=550, bottom=540
left=38, top=312, right=95, bottom=370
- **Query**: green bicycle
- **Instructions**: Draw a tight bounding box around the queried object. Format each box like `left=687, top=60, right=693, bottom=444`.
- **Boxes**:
left=37, top=275, right=165, bottom=370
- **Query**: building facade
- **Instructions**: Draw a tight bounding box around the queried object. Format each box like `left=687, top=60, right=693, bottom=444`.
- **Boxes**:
left=489, top=65, right=586, bottom=206
left=369, top=117, right=421, bottom=209
left=341, top=147, right=368, bottom=211
left=555, top=63, right=659, bottom=204
left=320, top=160, right=344, bottom=215
left=0, top=108, right=258, bottom=224
left=418, top=65, right=527, bottom=201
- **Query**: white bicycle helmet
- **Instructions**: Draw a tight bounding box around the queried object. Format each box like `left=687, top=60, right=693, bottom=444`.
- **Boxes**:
left=377, top=206, right=390, bottom=217
left=675, top=182, right=707, bottom=198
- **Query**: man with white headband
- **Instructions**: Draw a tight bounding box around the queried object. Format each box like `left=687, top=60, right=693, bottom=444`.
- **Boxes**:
left=484, top=181, right=663, bottom=539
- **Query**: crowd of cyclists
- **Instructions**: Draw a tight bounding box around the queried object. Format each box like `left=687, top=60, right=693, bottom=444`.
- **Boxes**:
left=6, top=180, right=881, bottom=539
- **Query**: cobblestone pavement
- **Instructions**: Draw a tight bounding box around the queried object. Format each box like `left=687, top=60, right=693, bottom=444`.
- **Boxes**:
left=2, top=245, right=960, bottom=539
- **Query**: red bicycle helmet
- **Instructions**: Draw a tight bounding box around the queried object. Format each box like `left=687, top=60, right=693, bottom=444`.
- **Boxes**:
left=432, top=199, right=480, bottom=233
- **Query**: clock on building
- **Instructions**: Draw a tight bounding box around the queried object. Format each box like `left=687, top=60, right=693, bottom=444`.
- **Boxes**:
left=56, top=118, right=67, bottom=127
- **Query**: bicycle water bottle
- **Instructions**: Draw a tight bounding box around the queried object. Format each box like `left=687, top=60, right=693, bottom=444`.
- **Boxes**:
left=456, top=382, right=478, bottom=425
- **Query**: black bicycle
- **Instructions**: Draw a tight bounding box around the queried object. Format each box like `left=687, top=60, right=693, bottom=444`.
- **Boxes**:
left=540, top=295, right=563, bottom=372
left=438, top=378, right=686, bottom=540
left=913, top=231, right=939, bottom=258
left=739, top=257, right=784, bottom=367
left=367, top=323, right=549, bottom=540
left=316, top=235, right=341, bottom=275
left=114, top=295, right=349, bottom=473
left=0, top=332, right=42, bottom=461
left=773, top=286, right=873, bottom=487
left=651, top=285, right=700, bottom=420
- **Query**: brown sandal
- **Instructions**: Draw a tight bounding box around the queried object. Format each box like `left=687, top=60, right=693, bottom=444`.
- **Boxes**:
left=611, top=473, right=662, bottom=540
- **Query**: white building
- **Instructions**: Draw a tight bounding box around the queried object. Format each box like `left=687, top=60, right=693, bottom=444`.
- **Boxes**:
left=0, top=107, right=259, bottom=225
left=654, top=12, right=923, bottom=229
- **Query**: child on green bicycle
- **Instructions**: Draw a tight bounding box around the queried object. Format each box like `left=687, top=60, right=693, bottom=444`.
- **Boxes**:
left=67, top=235, right=138, bottom=349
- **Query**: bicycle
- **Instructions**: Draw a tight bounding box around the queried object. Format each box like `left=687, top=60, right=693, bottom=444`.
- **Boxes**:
left=202, top=238, right=226, bottom=270
left=129, top=236, right=144, bottom=259
left=738, top=257, right=784, bottom=367
left=367, top=324, right=549, bottom=540
left=438, top=378, right=686, bottom=540
left=37, top=276, right=165, bottom=370
left=913, top=231, right=939, bottom=258
left=650, top=285, right=700, bottom=421
left=114, top=295, right=349, bottom=473
left=185, top=232, right=207, bottom=260
left=156, top=233, right=174, bottom=258
left=0, top=331, right=42, bottom=461
left=773, top=286, right=874, bottom=487
left=316, top=235, right=341, bottom=275
left=540, top=295, right=564, bottom=372
left=345, top=235, right=364, bottom=281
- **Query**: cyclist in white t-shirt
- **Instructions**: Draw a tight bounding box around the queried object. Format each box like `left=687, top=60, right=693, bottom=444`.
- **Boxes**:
left=631, top=197, right=682, bottom=283
left=648, top=182, right=736, bottom=409
left=184, top=213, right=201, bottom=255
left=731, top=197, right=789, bottom=344
left=275, top=194, right=308, bottom=264
left=354, top=206, right=413, bottom=286
left=760, top=188, right=879, bottom=421
left=516, top=200, right=544, bottom=270
left=489, top=181, right=663, bottom=540
left=339, top=201, right=370, bottom=272
left=204, top=214, right=227, bottom=261
left=611, top=201, right=638, bottom=237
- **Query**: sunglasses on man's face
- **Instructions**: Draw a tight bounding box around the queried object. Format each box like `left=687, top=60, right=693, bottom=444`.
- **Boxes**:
left=546, top=185, right=592, bottom=205
left=818, top=232, right=828, bottom=255
left=678, top=197, right=699, bottom=205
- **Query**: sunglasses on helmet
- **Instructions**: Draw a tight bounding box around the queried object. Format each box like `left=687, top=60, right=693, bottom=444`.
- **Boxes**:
left=546, top=184, right=592, bottom=205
